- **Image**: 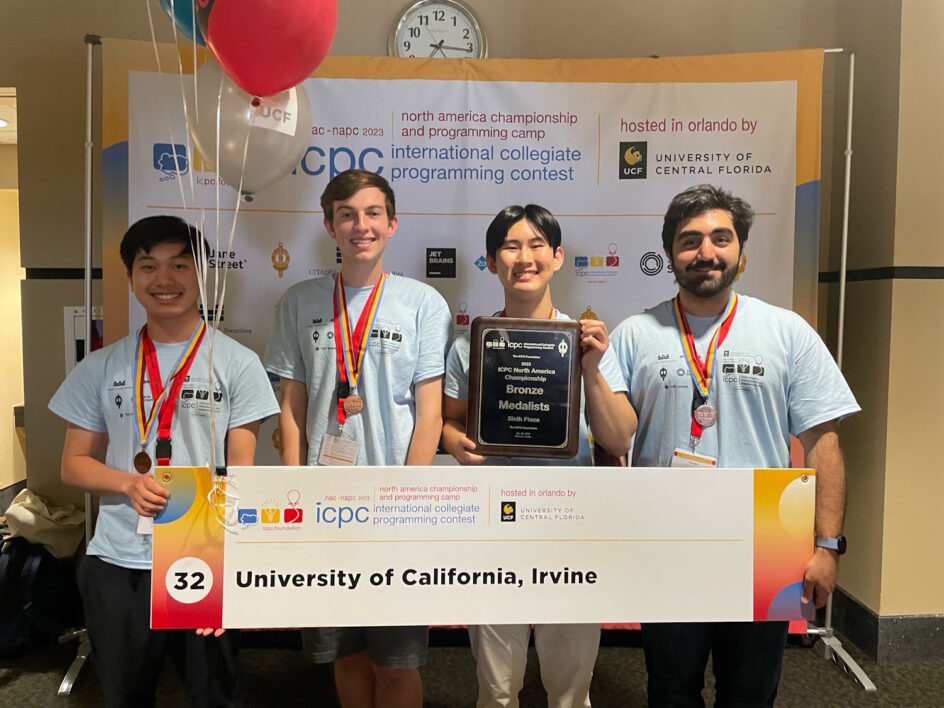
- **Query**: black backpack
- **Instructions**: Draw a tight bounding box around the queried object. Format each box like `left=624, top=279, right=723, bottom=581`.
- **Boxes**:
left=0, top=535, right=83, bottom=657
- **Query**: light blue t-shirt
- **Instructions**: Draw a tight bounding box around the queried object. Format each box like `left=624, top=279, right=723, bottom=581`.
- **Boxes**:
left=609, top=293, right=860, bottom=468
left=444, top=310, right=629, bottom=465
left=48, top=328, right=280, bottom=570
left=263, top=274, right=452, bottom=466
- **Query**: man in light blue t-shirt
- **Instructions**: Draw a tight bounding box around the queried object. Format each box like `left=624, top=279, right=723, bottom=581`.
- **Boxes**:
left=610, top=185, right=860, bottom=707
left=443, top=204, right=636, bottom=708
left=49, top=216, right=279, bottom=707
left=264, top=170, right=451, bottom=708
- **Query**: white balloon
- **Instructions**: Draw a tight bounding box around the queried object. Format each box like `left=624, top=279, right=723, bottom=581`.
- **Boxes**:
left=186, top=59, right=311, bottom=195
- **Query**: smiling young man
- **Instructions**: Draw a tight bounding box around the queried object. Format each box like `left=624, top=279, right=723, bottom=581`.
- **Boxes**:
left=609, top=185, right=860, bottom=707
left=49, top=215, right=279, bottom=706
left=264, top=169, right=451, bottom=708
left=441, top=204, right=635, bottom=708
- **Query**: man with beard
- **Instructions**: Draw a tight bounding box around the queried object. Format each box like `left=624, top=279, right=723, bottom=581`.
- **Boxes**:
left=609, top=185, right=859, bottom=707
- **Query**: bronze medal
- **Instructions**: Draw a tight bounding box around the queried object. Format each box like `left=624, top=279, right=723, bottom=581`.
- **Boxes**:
left=133, top=450, right=152, bottom=474
left=693, top=403, right=717, bottom=428
left=343, top=394, right=364, bottom=415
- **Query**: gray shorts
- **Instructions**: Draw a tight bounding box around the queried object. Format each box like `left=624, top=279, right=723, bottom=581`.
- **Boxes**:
left=302, top=626, right=428, bottom=668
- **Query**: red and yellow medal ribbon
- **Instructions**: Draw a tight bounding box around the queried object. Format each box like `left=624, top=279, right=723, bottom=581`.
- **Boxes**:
left=133, top=320, right=206, bottom=460
left=672, top=291, right=738, bottom=399
left=333, top=273, right=386, bottom=424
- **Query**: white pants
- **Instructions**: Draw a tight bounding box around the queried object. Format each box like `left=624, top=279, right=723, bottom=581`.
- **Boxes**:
left=468, top=623, right=601, bottom=708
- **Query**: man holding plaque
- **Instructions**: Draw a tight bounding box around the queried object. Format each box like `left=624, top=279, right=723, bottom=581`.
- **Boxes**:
left=442, top=204, right=635, bottom=708
left=49, top=216, right=280, bottom=706
left=609, top=185, right=860, bottom=707
left=264, top=170, right=451, bottom=708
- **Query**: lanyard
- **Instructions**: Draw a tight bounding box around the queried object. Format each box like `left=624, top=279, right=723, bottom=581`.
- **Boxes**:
left=332, top=273, right=386, bottom=428
left=672, top=291, right=738, bottom=444
left=133, top=320, right=206, bottom=466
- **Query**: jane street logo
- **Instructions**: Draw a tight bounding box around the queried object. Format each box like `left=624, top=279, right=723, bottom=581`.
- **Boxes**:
left=501, top=501, right=516, bottom=522
left=426, top=248, right=457, bottom=278
left=619, top=141, right=647, bottom=179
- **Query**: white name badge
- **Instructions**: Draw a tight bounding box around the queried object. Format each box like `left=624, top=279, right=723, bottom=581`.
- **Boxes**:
left=318, top=434, right=360, bottom=466
left=671, top=448, right=719, bottom=468
left=137, top=514, right=154, bottom=535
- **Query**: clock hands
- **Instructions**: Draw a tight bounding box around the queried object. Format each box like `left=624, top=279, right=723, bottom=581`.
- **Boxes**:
left=428, top=38, right=473, bottom=57
left=425, top=27, right=448, bottom=58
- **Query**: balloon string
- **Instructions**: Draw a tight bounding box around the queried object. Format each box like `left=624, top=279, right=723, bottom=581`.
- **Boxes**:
left=166, top=0, right=199, bottom=210
left=144, top=0, right=191, bottom=221
left=145, top=0, right=223, bottom=472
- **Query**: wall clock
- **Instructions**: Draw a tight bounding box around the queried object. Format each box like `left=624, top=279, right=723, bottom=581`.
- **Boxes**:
left=389, top=0, right=487, bottom=59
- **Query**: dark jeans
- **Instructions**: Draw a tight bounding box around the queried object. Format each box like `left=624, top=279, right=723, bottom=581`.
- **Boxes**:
left=641, top=621, right=789, bottom=708
left=79, top=555, right=239, bottom=708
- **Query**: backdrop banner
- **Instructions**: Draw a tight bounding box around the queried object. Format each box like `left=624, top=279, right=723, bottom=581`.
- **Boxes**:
left=102, top=42, right=823, bottom=467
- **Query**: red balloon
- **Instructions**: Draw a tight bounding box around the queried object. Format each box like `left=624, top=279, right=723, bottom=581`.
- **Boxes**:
left=198, top=0, right=337, bottom=97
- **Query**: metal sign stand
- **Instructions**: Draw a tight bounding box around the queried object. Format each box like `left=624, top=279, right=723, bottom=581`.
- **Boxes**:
left=806, top=47, right=876, bottom=694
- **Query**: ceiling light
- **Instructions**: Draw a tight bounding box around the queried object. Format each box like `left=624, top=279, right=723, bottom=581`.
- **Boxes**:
left=0, top=119, right=7, bottom=128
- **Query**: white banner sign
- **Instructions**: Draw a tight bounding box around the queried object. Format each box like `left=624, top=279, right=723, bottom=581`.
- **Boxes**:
left=151, top=466, right=816, bottom=629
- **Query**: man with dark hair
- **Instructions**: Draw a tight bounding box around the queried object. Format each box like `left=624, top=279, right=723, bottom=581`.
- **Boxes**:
left=609, top=184, right=859, bottom=707
left=442, top=204, right=635, bottom=708
left=118, top=214, right=210, bottom=271
left=50, top=215, right=279, bottom=706
left=659, top=183, right=755, bottom=254
left=265, top=169, right=452, bottom=707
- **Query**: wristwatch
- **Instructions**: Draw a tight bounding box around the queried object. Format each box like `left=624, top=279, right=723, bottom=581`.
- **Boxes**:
left=815, top=535, right=847, bottom=555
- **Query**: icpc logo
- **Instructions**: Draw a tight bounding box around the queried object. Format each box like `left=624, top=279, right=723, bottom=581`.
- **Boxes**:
left=455, top=302, right=470, bottom=326
left=574, top=244, right=620, bottom=279
left=315, top=501, right=369, bottom=528
left=153, top=143, right=190, bottom=180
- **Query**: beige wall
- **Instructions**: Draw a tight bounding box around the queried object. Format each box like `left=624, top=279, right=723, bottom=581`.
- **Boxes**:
left=0, top=145, right=17, bottom=189
left=2, top=0, right=940, bottom=620
left=0, top=189, right=25, bottom=491
left=816, top=0, right=904, bottom=616
left=878, top=0, right=944, bottom=616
